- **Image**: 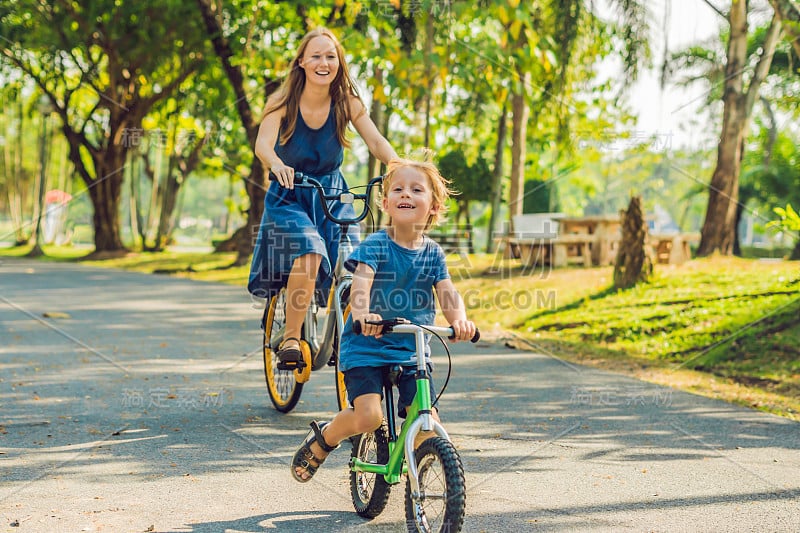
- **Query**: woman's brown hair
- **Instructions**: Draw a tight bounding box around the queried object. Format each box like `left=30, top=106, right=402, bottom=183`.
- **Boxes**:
left=262, top=27, right=362, bottom=148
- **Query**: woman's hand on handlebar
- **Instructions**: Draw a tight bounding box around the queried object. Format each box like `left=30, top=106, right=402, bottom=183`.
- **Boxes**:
left=270, top=162, right=295, bottom=189
left=450, top=319, right=477, bottom=343
left=354, top=313, right=384, bottom=338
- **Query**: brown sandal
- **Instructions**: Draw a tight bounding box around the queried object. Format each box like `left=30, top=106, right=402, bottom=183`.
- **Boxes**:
left=276, top=337, right=304, bottom=371
left=291, top=421, right=337, bottom=482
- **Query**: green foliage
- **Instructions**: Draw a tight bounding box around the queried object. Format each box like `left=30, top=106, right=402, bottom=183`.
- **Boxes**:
left=437, top=148, right=492, bottom=232
left=742, top=130, right=800, bottom=250
left=0, top=0, right=669, bottom=251
left=438, top=149, right=492, bottom=202
left=522, top=178, right=559, bottom=213
left=768, top=204, right=800, bottom=232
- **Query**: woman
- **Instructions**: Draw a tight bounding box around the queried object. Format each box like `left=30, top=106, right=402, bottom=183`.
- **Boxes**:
left=248, top=27, right=398, bottom=369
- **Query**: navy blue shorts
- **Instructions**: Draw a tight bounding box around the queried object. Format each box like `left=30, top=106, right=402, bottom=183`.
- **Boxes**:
left=344, top=365, right=436, bottom=418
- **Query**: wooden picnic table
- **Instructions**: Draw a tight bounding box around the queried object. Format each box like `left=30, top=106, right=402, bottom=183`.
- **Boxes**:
left=504, top=213, right=698, bottom=268
left=503, top=213, right=622, bottom=268
left=649, top=232, right=700, bottom=265
left=559, top=215, right=622, bottom=266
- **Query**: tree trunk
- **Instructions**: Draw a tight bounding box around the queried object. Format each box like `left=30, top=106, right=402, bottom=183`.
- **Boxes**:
left=5, top=89, right=27, bottom=244
left=698, top=8, right=781, bottom=256
left=196, top=0, right=269, bottom=264
left=154, top=128, right=202, bottom=251
left=27, top=113, right=52, bottom=257
left=423, top=8, right=434, bottom=148
left=733, top=201, right=745, bottom=256
left=614, top=196, right=652, bottom=290
left=155, top=170, right=180, bottom=249
left=224, top=157, right=266, bottom=265
left=486, top=104, right=507, bottom=253
left=367, top=97, right=391, bottom=231
left=367, top=68, right=385, bottom=183
left=508, top=70, right=530, bottom=224
left=366, top=69, right=387, bottom=231
left=128, top=152, right=141, bottom=247
left=697, top=3, right=748, bottom=256
left=463, top=202, right=474, bottom=254
left=87, top=146, right=127, bottom=252
left=768, top=0, right=800, bottom=57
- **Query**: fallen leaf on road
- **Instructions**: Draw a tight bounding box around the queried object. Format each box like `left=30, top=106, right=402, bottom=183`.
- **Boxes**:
left=42, top=312, right=71, bottom=319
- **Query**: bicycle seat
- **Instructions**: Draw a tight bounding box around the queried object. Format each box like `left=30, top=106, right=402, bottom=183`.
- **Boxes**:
left=383, top=365, right=403, bottom=388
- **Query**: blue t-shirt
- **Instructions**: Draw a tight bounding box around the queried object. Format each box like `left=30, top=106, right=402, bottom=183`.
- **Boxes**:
left=339, top=230, right=450, bottom=371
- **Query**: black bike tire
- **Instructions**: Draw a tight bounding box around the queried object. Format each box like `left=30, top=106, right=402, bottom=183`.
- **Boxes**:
left=263, top=290, right=303, bottom=413
left=404, top=437, right=466, bottom=533
left=350, top=420, right=392, bottom=518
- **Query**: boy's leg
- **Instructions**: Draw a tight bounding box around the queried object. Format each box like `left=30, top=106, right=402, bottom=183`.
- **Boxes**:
left=293, top=366, right=386, bottom=480
left=294, top=394, right=384, bottom=480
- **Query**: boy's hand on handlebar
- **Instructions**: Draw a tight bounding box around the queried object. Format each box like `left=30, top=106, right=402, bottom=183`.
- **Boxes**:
left=354, top=313, right=384, bottom=338
left=271, top=163, right=295, bottom=189
left=450, top=319, right=476, bottom=342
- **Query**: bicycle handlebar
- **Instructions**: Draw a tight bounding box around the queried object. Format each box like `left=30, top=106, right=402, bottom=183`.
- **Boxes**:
left=268, top=171, right=382, bottom=226
left=353, top=318, right=481, bottom=344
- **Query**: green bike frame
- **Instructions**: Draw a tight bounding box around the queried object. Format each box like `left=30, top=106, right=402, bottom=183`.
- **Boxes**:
left=349, top=325, right=452, bottom=492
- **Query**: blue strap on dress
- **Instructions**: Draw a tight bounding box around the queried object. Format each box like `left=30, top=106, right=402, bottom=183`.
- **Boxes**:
left=247, top=104, right=360, bottom=303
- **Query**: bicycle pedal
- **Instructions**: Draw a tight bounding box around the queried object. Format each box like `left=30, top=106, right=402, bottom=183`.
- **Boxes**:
left=277, top=360, right=306, bottom=371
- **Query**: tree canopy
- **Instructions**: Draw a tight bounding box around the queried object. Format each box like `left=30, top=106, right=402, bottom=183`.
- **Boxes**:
left=1, top=1, right=797, bottom=258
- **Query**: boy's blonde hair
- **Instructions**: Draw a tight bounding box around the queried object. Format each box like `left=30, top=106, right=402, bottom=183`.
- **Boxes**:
left=382, top=158, right=455, bottom=230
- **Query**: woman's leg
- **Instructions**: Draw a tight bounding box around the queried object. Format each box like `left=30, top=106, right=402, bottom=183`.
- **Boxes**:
left=282, top=252, right=322, bottom=352
left=294, top=394, right=383, bottom=480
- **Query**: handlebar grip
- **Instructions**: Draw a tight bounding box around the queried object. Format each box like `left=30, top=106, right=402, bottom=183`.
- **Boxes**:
left=268, top=171, right=305, bottom=184
left=352, top=320, right=362, bottom=336
left=448, top=328, right=481, bottom=343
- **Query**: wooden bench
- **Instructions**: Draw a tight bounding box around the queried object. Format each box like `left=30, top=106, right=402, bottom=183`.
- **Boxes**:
left=552, top=233, right=596, bottom=267
left=504, top=213, right=565, bottom=258
left=649, top=232, right=700, bottom=264
left=512, top=233, right=596, bottom=268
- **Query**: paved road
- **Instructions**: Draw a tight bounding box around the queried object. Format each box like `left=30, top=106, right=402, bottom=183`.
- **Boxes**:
left=1, top=257, right=799, bottom=532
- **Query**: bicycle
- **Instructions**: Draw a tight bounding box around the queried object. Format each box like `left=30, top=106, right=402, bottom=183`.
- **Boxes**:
left=349, top=318, right=480, bottom=533
left=262, top=172, right=383, bottom=413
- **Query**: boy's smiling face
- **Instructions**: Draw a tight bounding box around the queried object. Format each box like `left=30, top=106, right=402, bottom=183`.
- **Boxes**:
left=383, top=167, right=439, bottom=231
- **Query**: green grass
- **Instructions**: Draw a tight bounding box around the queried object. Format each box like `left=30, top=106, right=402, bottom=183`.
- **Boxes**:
left=2, top=244, right=798, bottom=418
left=522, top=259, right=798, bottom=363
left=0, top=243, right=246, bottom=282
left=443, top=254, right=800, bottom=418
left=0, top=243, right=92, bottom=260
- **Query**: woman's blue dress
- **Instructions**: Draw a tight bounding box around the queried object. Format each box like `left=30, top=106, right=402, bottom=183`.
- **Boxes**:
left=247, top=104, right=359, bottom=302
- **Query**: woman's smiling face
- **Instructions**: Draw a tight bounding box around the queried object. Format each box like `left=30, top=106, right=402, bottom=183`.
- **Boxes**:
left=299, top=35, right=340, bottom=86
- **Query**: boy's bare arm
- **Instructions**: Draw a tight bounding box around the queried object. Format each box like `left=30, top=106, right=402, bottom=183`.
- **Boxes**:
left=350, top=262, right=383, bottom=338
left=435, top=279, right=475, bottom=341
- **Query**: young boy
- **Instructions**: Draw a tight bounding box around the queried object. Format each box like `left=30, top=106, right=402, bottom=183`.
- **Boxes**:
left=291, top=158, right=477, bottom=482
